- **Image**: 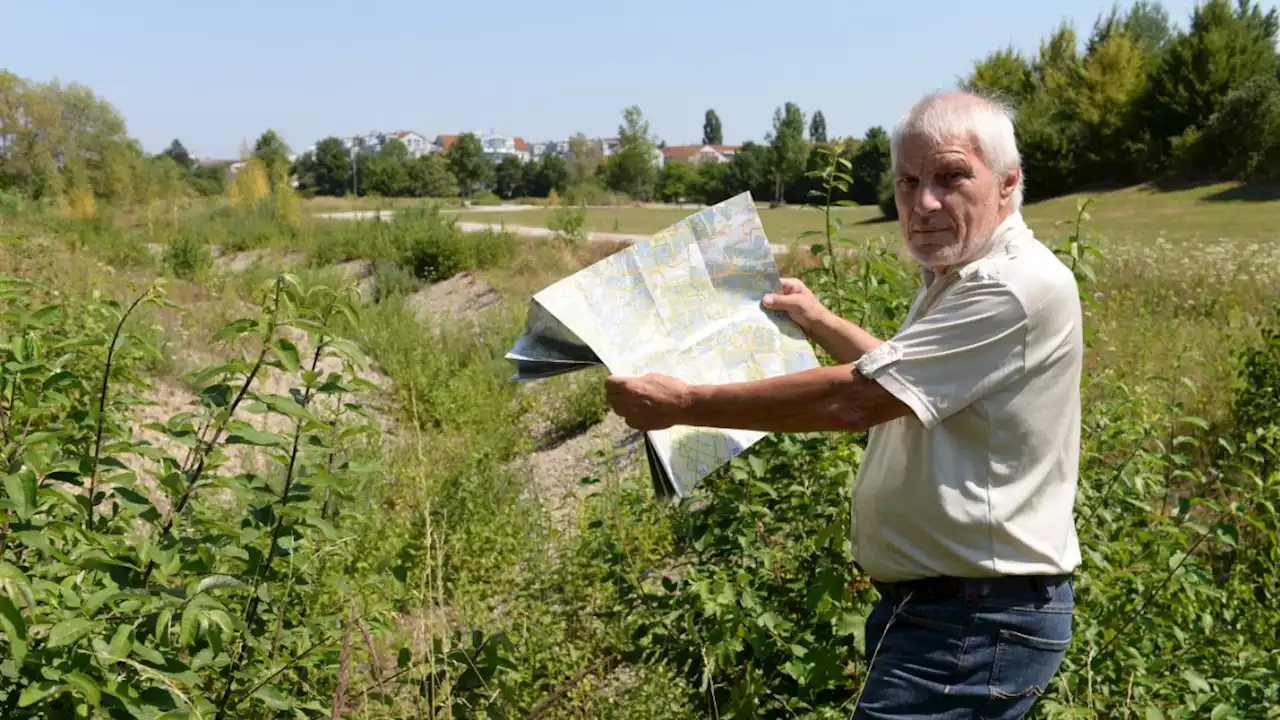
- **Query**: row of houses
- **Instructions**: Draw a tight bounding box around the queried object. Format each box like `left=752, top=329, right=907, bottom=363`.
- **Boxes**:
left=318, top=130, right=743, bottom=169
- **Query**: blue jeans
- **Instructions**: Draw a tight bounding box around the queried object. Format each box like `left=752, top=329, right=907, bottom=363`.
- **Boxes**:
left=850, top=575, right=1073, bottom=720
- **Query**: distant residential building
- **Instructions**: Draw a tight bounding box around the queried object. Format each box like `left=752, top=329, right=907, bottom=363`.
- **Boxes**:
left=478, top=132, right=531, bottom=163
left=662, top=144, right=740, bottom=165
left=389, top=131, right=432, bottom=157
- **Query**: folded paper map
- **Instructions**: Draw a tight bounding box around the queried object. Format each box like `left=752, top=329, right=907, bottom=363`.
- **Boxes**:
left=505, top=192, right=820, bottom=497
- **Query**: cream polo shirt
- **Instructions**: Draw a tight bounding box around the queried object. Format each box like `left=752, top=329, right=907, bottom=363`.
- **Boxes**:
left=850, top=212, right=1083, bottom=582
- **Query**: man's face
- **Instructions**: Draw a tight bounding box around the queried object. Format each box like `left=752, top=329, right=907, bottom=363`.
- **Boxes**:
left=894, top=131, right=1013, bottom=272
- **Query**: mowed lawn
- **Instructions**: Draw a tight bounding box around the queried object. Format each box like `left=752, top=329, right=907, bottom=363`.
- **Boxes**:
left=451, top=181, right=1280, bottom=249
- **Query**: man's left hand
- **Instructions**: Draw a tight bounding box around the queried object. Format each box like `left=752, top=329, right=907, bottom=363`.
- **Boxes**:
left=604, top=373, right=693, bottom=431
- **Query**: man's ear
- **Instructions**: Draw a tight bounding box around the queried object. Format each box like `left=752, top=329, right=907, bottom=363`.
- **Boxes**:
left=1000, top=168, right=1020, bottom=202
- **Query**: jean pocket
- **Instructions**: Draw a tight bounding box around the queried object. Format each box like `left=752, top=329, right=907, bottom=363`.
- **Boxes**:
left=896, top=608, right=967, bottom=637
left=988, top=629, right=1071, bottom=700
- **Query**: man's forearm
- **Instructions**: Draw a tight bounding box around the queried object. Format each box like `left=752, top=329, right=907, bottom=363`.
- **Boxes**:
left=807, top=311, right=884, bottom=364
left=673, top=364, right=895, bottom=433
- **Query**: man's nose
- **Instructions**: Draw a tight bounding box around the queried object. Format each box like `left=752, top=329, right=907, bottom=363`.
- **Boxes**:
left=915, top=183, right=942, bottom=214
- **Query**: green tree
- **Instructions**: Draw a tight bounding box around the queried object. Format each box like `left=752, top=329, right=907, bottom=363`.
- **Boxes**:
left=703, top=109, right=724, bottom=145
left=252, top=129, right=291, bottom=191
left=407, top=153, right=457, bottom=197
left=721, top=141, right=773, bottom=201
left=1089, top=0, right=1173, bottom=57
left=963, top=46, right=1036, bottom=103
left=162, top=139, right=193, bottom=171
left=1179, top=74, right=1280, bottom=179
left=446, top=132, right=491, bottom=201
left=694, top=160, right=731, bottom=203
left=360, top=139, right=412, bottom=197
left=1064, top=31, right=1151, bottom=182
left=766, top=101, right=808, bottom=204
left=850, top=126, right=890, bottom=206
left=523, top=154, right=569, bottom=197
left=656, top=160, right=697, bottom=202
left=809, top=110, right=828, bottom=143
left=492, top=155, right=526, bottom=199
left=604, top=105, right=658, bottom=200
left=311, top=137, right=352, bottom=197
left=1145, top=0, right=1280, bottom=147
left=566, top=132, right=601, bottom=185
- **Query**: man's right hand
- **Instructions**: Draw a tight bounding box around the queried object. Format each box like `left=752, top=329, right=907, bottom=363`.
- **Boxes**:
left=763, top=278, right=831, bottom=334
left=763, top=277, right=885, bottom=364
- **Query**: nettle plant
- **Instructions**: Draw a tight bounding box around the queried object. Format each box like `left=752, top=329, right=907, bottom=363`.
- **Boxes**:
left=0, top=271, right=395, bottom=717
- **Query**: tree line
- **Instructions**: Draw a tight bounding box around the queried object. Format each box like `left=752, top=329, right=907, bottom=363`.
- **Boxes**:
left=964, top=0, right=1280, bottom=200
left=2, top=0, right=1276, bottom=215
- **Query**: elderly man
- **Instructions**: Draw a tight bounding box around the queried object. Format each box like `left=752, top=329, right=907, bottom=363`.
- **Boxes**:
left=604, top=90, right=1082, bottom=719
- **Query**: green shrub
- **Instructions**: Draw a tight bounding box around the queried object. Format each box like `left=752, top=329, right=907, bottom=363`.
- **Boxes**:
left=563, top=180, right=629, bottom=207
left=548, top=204, right=587, bottom=246
left=372, top=257, right=419, bottom=300
left=470, top=191, right=503, bottom=206
left=404, top=220, right=516, bottom=282
left=556, top=367, right=609, bottom=435
left=0, top=188, right=25, bottom=217
left=1229, top=302, right=1280, bottom=438
left=164, top=230, right=211, bottom=279
left=876, top=168, right=897, bottom=220
left=0, top=274, right=517, bottom=717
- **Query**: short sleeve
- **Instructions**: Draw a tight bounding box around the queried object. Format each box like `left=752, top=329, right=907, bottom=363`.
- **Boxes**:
left=854, top=279, right=1028, bottom=429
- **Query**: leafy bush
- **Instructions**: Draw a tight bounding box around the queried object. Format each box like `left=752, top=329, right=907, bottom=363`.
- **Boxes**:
left=164, top=230, right=211, bottom=279
left=548, top=204, right=587, bottom=246
left=470, top=191, right=502, bottom=206
left=0, top=270, right=518, bottom=717
left=875, top=168, right=897, bottom=220
left=562, top=181, right=629, bottom=207
left=371, top=257, right=420, bottom=301
left=0, top=189, right=25, bottom=217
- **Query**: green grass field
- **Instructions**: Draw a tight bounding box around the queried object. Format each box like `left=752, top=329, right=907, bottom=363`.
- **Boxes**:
left=452, top=181, right=1280, bottom=249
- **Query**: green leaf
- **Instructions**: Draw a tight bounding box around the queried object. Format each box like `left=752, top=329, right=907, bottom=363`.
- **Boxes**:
left=832, top=611, right=861, bottom=637
left=132, top=641, right=165, bottom=665
left=252, top=685, right=293, bottom=710
left=225, top=425, right=288, bottom=448
left=47, top=617, right=95, bottom=648
left=1183, top=668, right=1210, bottom=693
left=258, top=394, right=318, bottom=422
left=195, top=574, right=248, bottom=596
left=26, top=305, right=61, bottom=327
left=3, top=472, right=36, bottom=520
left=324, top=338, right=368, bottom=366
left=1145, top=707, right=1166, bottom=720
left=1180, top=416, right=1211, bottom=430
left=106, top=624, right=132, bottom=662
left=213, top=318, right=257, bottom=342
left=0, top=595, right=28, bottom=664
left=272, top=338, right=300, bottom=373
left=306, top=515, right=338, bottom=540
left=64, top=672, right=101, bottom=707
left=1211, top=703, right=1237, bottom=720
left=18, top=681, right=63, bottom=707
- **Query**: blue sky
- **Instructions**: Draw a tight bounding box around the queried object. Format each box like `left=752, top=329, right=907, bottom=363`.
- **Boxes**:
left=6, top=0, right=1211, bottom=160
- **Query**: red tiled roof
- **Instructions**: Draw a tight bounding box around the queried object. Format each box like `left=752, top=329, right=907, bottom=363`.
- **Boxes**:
left=435, top=134, right=459, bottom=148
left=514, top=136, right=529, bottom=152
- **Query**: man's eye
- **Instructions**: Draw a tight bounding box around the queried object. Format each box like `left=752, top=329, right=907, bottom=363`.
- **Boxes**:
left=897, top=176, right=918, bottom=187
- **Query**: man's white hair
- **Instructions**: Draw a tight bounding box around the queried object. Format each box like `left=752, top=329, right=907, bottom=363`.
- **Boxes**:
left=889, top=90, right=1025, bottom=212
